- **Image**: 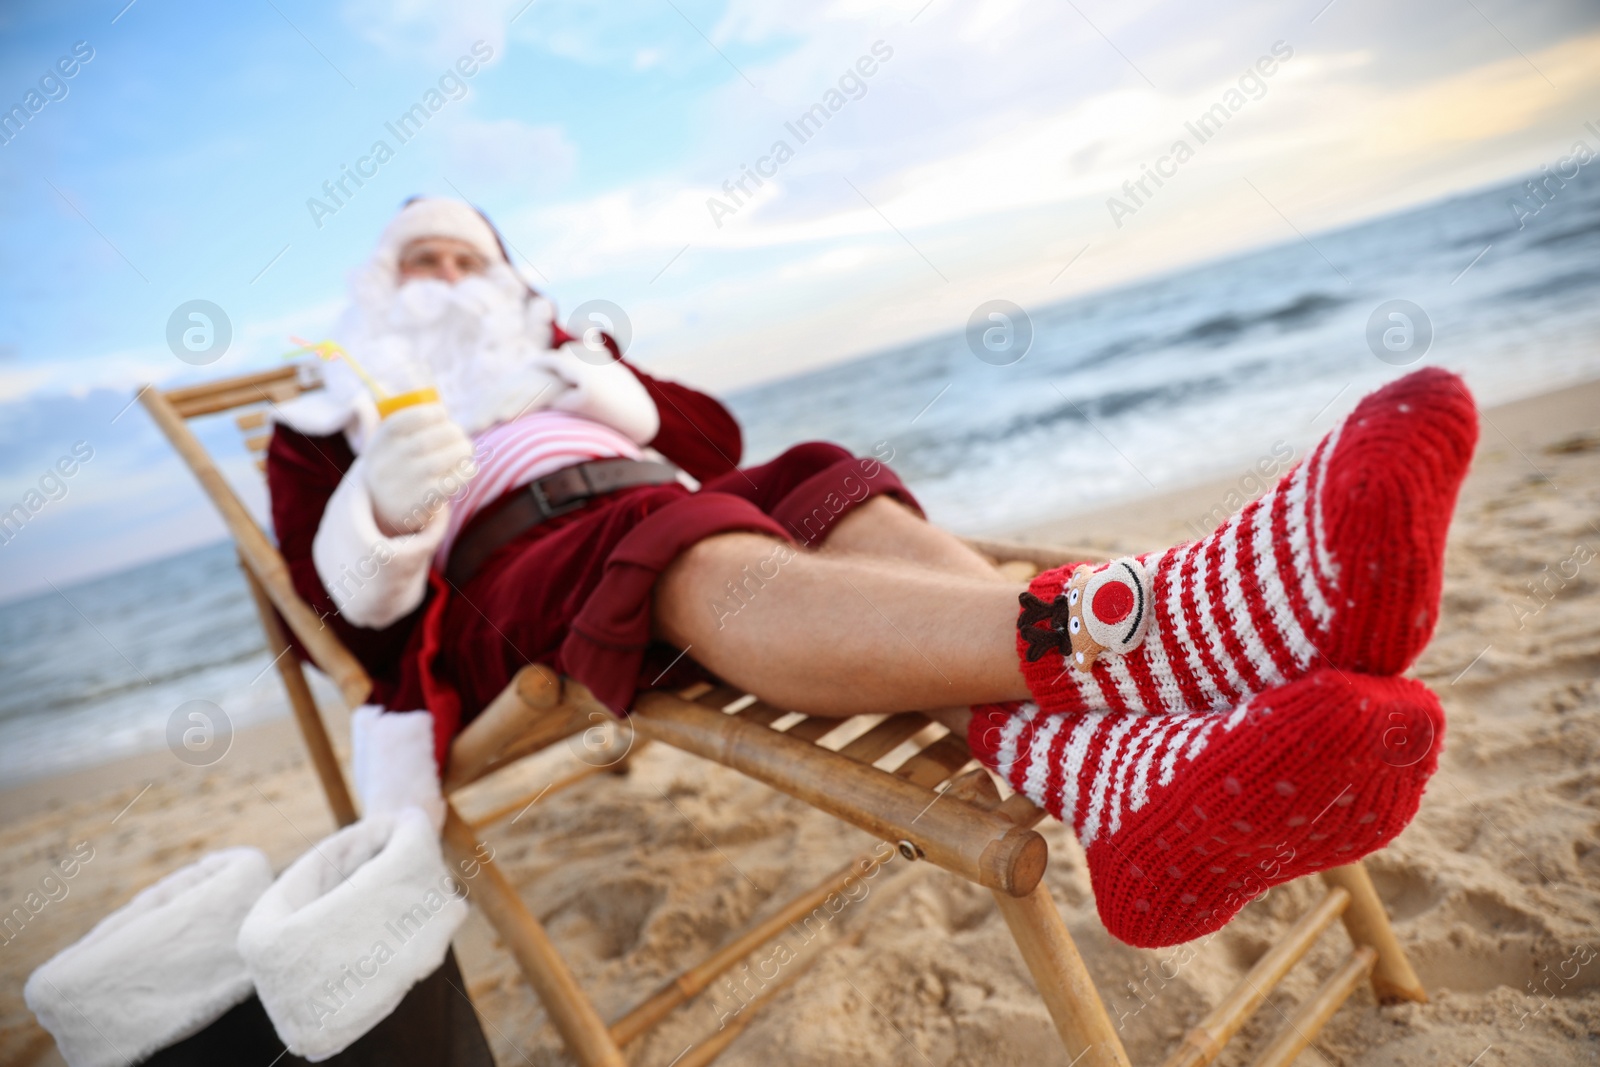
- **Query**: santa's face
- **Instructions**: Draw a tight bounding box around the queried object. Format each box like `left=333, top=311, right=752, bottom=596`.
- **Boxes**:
left=334, top=213, right=563, bottom=435
left=398, top=236, right=489, bottom=285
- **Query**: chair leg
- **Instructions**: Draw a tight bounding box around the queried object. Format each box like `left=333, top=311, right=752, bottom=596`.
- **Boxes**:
left=991, top=881, right=1133, bottom=1067
left=442, top=804, right=628, bottom=1067
left=1318, top=863, right=1427, bottom=1004
left=240, top=556, right=358, bottom=827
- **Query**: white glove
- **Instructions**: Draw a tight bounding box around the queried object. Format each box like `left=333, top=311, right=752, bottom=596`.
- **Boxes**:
left=361, top=403, right=477, bottom=534
left=531, top=346, right=660, bottom=445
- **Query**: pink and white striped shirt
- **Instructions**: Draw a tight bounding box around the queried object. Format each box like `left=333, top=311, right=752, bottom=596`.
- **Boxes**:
left=435, top=410, right=644, bottom=565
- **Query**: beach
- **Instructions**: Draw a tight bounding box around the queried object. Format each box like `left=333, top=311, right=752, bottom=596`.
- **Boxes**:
left=3, top=377, right=1597, bottom=1066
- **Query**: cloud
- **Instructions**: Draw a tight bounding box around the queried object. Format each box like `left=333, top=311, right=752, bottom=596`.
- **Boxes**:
left=0, top=297, right=345, bottom=403
left=477, top=23, right=1600, bottom=392
left=440, top=117, right=577, bottom=196
left=340, top=0, right=514, bottom=66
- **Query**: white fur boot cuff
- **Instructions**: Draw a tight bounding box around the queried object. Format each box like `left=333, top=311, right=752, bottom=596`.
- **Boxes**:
left=351, top=706, right=445, bottom=831
left=237, top=809, right=467, bottom=1062
left=23, top=847, right=273, bottom=1067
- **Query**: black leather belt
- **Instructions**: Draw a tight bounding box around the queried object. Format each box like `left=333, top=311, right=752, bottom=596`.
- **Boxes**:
left=445, top=458, right=680, bottom=585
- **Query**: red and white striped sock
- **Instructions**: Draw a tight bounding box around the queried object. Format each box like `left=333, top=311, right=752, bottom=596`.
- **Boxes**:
left=968, top=670, right=1443, bottom=947
left=1017, top=367, right=1477, bottom=716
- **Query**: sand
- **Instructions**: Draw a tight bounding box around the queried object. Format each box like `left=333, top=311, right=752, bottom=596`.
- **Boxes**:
left=3, top=379, right=1597, bottom=1067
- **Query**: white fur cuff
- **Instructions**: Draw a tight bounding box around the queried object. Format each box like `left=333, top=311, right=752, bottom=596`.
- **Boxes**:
left=24, top=848, right=273, bottom=1067
left=312, top=457, right=446, bottom=630
left=351, top=706, right=445, bottom=830
left=238, top=810, right=467, bottom=1062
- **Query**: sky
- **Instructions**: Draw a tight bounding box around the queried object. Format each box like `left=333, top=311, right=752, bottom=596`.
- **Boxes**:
left=0, top=0, right=1597, bottom=600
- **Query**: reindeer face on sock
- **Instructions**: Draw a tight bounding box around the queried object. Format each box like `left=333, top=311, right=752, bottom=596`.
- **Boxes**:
left=1065, top=560, right=1153, bottom=671
left=1019, top=557, right=1154, bottom=673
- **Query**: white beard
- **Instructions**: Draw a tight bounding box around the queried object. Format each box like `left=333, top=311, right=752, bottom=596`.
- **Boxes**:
left=329, top=261, right=566, bottom=437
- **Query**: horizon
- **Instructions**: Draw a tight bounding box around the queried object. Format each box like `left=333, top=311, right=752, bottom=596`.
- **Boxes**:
left=1, top=160, right=1594, bottom=606
left=2, top=0, right=1598, bottom=600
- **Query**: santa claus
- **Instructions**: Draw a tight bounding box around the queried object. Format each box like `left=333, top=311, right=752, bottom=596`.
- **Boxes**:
left=266, top=195, right=1478, bottom=949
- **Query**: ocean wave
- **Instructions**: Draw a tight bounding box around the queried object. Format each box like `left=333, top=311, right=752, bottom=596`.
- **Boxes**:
left=1170, top=293, right=1346, bottom=347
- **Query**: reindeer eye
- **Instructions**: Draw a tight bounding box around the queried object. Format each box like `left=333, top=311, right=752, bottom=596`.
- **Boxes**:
left=1068, top=589, right=1080, bottom=606
left=1069, top=617, right=1081, bottom=634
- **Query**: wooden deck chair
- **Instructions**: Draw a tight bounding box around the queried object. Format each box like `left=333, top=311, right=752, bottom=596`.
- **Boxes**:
left=141, top=366, right=1429, bottom=1067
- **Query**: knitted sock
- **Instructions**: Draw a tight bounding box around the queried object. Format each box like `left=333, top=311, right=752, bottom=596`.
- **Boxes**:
left=1017, top=367, right=1477, bottom=715
left=968, top=669, right=1443, bottom=948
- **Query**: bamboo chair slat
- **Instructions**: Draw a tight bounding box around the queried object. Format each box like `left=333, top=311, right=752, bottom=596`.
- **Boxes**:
left=732, top=698, right=790, bottom=728
left=235, top=409, right=268, bottom=431
left=993, top=880, right=1135, bottom=1067
left=690, top=685, right=748, bottom=713
left=1246, top=946, right=1376, bottom=1067
left=1162, top=887, right=1351, bottom=1067
left=442, top=806, right=628, bottom=1067
left=939, top=767, right=1132, bottom=1066
left=671, top=922, right=875, bottom=1067
left=782, top=713, right=852, bottom=745
left=837, top=712, right=931, bottom=765
left=997, top=791, right=1049, bottom=831
left=444, top=664, right=582, bottom=792
left=239, top=554, right=358, bottom=827
left=244, top=432, right=272, bottom=452
left=140, top=386, right=373, bottom=708
left=168, top=374, right=310, bottom=418
left=609, top=848, right=892, bottom=1047
left=467, top=761, right=613, bottom=829
left=1319, top=864, right=1428, bottom=1004
left=891, top=733, right=973, bottom=789
left=162, top=364, right=302, bottom=405
left=629, top=688, right=1047, bottom=896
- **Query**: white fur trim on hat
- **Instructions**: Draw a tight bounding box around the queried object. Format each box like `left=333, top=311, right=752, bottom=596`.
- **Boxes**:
left=24, top=848, right=273, bottom=1067
left=238, top=810, right=467, bottom=1062
left=351, top=706, right=444, bottom=831
left=373, top=198, right=505, bottom=273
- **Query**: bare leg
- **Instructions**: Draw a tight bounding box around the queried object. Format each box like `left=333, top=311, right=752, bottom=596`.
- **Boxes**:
left=821, top=496, right=1007, bottom=581
left=655, top=532, right=1030, bottom=715
left=817, top=497, right=1005, bottom=731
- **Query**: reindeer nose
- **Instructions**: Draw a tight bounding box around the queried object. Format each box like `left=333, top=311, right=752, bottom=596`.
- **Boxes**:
left=1080, top=557, right=1153, bottom=655
left=1092, top=582, right=1134, bottom=625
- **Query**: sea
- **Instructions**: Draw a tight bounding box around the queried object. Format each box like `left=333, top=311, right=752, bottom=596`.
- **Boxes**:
left=4, top=166, right=1598, bottom=787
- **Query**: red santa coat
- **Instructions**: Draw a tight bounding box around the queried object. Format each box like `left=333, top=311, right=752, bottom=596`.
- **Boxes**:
left=266, top=361, right=918, bottom=764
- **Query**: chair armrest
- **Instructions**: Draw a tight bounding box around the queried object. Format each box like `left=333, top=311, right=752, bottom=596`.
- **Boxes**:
left=630, top=687, right=1048, bottom=897
left=444, top=665, right=601, bottom=792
